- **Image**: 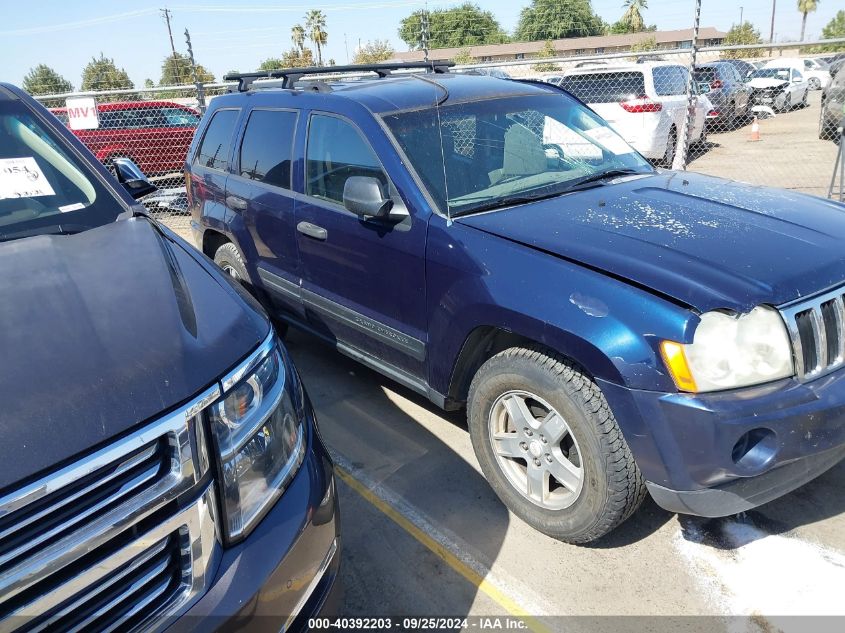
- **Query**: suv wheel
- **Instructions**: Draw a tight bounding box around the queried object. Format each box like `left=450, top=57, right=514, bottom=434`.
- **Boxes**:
left=214, top=242, right=249, bottom=283
left=467, top=347, right=646, bottom=544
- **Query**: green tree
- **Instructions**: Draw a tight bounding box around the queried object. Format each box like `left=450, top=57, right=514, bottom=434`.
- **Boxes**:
left=258, top=57, right=284, bottom=71
left=532, top=40, right=562, bottom=72
left=280, top=47, right=316, bottom=68
left=353, top=40, right=395, bottom=64
left=619, top=0, right=648, bottom=33
left=630, top=35, right=657, bottom=52
left=721, top=21, right=764, bottom=58
left=22, top=64, right=73, bottom=104
left=452, top=48, right=475, bottom=64
left=608, top=19, right=656, bottom=34
left=305, top=10, right=328, bottom=65
left=816, top=9, right=845, bottom=51
left=514, top=0, right=604, bottom=42
left=144, top=78, right=155, bottom=88
left=80, top=54, right=134, bottom=99
left=291, top=24, right=306, bottom=53
left=399, top=3, right=509, bottom=50
left=160, top=52, right=215, bottom=86
left=798, top=0, right=819, bottom=42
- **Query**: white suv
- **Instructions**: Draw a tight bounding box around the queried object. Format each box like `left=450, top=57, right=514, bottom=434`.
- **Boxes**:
left=556, top=62, right=707, bottom=166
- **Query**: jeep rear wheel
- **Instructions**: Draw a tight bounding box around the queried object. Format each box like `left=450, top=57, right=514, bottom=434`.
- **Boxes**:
left=467, top=347, right=646, bottom=544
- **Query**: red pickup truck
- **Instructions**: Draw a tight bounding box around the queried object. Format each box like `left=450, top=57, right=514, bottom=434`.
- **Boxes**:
left=50, top=100, right=200, bottom=175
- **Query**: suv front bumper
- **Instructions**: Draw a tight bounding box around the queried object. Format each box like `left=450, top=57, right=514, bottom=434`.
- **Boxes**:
left=599, top=367, right=845, bottom=517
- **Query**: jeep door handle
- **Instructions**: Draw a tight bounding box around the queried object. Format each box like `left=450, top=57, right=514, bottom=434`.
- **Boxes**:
left=297, top=221, right=327, bottom=240
left=225, top=195, right=247, bottom=211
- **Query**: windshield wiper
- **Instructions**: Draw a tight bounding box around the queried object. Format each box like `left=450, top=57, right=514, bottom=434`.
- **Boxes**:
left=0, top=224, right=90, bottom=242
left=450, top=169, right=648, bottom=217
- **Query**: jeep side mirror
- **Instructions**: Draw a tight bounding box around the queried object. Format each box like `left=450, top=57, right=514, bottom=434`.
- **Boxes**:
left=343, top=176, right=393, bottom=218
left=112, top=157, right=157, bottom=200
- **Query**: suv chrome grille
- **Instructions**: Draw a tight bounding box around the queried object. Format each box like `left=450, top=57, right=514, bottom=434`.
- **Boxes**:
left=781, top=287, right=845, bottom=381
left=0, top=385, right=221, bottom=633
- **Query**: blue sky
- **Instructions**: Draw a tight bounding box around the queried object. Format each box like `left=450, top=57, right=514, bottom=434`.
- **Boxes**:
left=1, top=0, right=839, bottom=88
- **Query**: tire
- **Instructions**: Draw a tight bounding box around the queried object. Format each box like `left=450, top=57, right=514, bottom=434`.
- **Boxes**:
left=809, top=77, right=821, bottom=91
left=781, top=93, right=791, bottom=112
left=213, top=241, right=289, bottom=338
left=802, top=90, right=809, bottom=108
left=467, top=346, right=646, bottom=544
left=659, top=126, right=677, bottom=168
left=820, top=103, right=838, bottom=140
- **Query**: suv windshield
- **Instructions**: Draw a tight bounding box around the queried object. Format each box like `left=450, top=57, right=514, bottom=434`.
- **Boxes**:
left=383, top=93, right=652, bottom=216
left=0, top=100, right=120, bottom=240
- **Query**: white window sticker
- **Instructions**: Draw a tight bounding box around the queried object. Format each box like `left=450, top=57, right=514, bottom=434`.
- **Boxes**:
left=59, top=203, right=85, bottom=213
left=65, top=97, right=100, bottom=130
left=0, top=157, right=56, bottom=200
left=584, top=126, right=635, bottom=155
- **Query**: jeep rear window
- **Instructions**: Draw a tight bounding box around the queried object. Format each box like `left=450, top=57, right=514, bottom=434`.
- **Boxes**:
left=556, top=72, right=646, bottom=103
left=195, top=108, right=239, bottom=171
left=239, top=109, right=297, bottom=189
left=384, top=93, right=652, bottom=217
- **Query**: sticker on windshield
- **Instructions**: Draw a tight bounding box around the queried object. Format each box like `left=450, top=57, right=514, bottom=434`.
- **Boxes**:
left=59, top=203, right=85, bottom=213
left=583, top=126, right=635, bottom=155
left=0, top=157, right=56, bottom=200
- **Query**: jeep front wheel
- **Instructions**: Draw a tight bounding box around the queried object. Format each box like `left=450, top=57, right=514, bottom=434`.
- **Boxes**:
left=467, top=346, right=646, bottom=544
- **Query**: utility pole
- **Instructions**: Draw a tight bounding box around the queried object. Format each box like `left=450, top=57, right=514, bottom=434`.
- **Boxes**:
left=161, top=8, right=177, bottom=58
left=421, top=9, right=430, bottom=62
left=739, top=6, right=743, bottom=26
left=674, top=0, right=702, bottom=171
left=769, top=0, right=776, bottom=45
left=185, top=28, right=206, bottom=112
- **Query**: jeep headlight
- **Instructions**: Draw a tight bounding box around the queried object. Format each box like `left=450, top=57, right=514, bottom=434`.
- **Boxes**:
left=661, top=306, right=794, bottom=392
left=210, top=339, right=306, bottom=542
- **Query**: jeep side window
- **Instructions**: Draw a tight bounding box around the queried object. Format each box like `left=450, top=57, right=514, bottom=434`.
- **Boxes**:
left=195, top=109, right=239, bottom=171
left=239, top=109, right=298, bottom=190
left=306, top=114, right=387, bottom=204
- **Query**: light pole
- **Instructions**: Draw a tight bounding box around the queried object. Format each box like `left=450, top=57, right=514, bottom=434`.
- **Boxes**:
left=739, top=6, right=743, bottom=26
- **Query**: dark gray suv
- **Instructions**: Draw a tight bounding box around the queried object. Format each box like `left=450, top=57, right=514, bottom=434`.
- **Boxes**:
left=694, top=60, right=751, bottom=129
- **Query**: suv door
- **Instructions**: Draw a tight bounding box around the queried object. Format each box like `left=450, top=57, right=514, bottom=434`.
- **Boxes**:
left=294, top=112, right=428, bottom=380
left=224, top=108, right=303, bottom=318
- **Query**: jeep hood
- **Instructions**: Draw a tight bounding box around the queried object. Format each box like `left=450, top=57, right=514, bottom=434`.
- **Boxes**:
left=456, top=172, right=845, bottom=312
left=0, top=218, right=268, bottom=491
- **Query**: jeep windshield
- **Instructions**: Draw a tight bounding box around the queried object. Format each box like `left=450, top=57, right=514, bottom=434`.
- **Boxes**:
left=0, top=100, right=123, bottom=241
left=382, top=93, right=652, bottom=217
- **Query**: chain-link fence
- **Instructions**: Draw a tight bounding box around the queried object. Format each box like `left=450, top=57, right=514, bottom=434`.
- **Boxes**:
left=32, top=38, right=844, bottom=238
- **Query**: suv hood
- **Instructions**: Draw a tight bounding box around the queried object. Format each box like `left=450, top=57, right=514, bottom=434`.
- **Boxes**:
left=457, top=172, right=845, bottom=313
left=747, top=78, right=788, bottom=89
left=0, top=218, right=268, bottom=491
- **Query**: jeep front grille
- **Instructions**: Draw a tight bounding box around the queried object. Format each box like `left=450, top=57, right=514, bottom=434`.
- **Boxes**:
left=0, top=385, right=221, bottom=632
left=781, top=287, right=845, bottom=381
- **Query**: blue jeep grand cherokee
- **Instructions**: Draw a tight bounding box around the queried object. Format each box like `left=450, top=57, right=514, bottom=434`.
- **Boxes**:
left=0, top=83, right=339, bottom=629
left=188, top=63, right=845, bottom=543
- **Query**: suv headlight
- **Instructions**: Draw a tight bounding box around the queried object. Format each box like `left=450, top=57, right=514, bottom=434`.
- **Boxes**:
left=210, top=338, right=306, bottom=542
left=661, top=306, right=794, bottom=392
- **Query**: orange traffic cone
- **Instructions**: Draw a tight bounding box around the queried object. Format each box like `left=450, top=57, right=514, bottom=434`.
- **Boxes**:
left=749, top=116, right=761, bottom=142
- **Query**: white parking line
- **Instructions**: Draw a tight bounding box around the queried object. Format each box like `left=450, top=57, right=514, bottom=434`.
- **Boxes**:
left=674, top=516, right=845, bottom=629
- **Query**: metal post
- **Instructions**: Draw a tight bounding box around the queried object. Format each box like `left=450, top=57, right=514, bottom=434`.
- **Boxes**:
left=674, top=0, right=702, bottom=170
left=829, top=123, right=845, bottom=202
left=421, top=10, right=430, bottom=63
left=185, top=28, right=206, bottom=113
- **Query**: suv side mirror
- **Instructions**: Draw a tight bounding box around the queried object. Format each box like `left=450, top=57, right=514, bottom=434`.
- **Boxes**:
left=112, top=157, right=157, bottom=199
left=343, top=176, right=393, bottom=218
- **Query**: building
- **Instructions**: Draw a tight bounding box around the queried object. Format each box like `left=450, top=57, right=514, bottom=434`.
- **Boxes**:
left=391, top=27, right=727, bottom=64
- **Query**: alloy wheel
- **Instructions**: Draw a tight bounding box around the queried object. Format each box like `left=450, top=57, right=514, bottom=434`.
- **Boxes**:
left=488, top=390, right=584, bottom=510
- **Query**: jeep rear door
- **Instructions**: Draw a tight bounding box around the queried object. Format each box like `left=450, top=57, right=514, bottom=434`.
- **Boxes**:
left=293, top=111, right=428, bottom=382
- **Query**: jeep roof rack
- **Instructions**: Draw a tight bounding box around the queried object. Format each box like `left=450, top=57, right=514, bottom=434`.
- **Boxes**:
left=224, top=62, right=454, bottom=92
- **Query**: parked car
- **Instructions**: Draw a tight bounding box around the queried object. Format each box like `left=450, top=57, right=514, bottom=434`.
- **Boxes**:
left=189, top=64, right=845, bottom=543
left=820, top=65, right=845, bottom=140
left=747, top=66, right=809, bottom=112
left=0, top=83, right=340, bottom=628
left=50, top=100, right=200, bottom=176
left=764, top=57, right=831, bottom=91
left=693, top=61, right=751, bottom=128
left=557, top=62, right=707, bottom=166
left=722, top=58, right=757, bottom=82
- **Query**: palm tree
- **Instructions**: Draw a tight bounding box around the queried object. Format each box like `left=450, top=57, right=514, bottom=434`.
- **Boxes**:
left=621, top=0, right=648, bottom=33
left=305, top=10, right=328, bottom=66
left=291, top=24, right=306, bottom=53
left=798, top=0, right=819, bottom=41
